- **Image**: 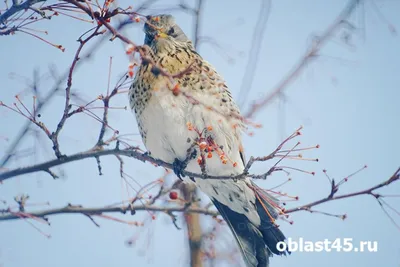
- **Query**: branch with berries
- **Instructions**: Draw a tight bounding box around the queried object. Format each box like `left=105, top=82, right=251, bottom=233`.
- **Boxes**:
left=0, top=179, right=219, bottom=237
left=1, top=124, right=399, bottom=228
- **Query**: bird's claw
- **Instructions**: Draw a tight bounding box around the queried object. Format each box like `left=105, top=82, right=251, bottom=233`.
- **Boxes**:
left=173, top=158, right=187, bottom=180
left=173, top=149, right=198, bottom=180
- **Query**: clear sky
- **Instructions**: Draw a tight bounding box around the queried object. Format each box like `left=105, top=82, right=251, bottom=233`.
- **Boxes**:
left=1, top=0, right=399, bottom=267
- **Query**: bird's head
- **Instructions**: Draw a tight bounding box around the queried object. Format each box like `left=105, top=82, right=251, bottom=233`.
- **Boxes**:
left=144, top=14, right=191, bottom=46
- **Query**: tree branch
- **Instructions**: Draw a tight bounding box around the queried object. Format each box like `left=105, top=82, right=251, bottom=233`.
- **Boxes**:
left=244, top=0, right=361, bottom=118
left=285, top=167, right=400, bottom=213
left=237, top=0, right=271, bottom=107
left=0, top=0, right=46, bottom=25
left=2, top=167, right=398, bottom=224
left=50, top=26, right=104, bottom=158
left=0, top=203, right=218, bottom=221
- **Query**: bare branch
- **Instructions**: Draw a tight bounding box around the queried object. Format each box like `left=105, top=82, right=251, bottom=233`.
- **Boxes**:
left=192, top=0, right=204, bottom=49
left=0, top=203, right=218, bottom=222
left=244, top=0, right=361, bottom=118
left=285, top=167, right=400, bottom=214
left=237, top=0, right=271, bottom=107
left=51, top=26, right=104, bottom=158
left=0, top=0, right=46, bottom=25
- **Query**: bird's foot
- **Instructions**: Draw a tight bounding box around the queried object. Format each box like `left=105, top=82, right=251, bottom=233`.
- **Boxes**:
left=173, top=158, right=187, bottom=180
left=173, top=149, right=198, bottom=180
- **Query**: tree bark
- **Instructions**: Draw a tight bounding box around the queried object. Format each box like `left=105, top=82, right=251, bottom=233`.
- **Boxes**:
left=180, top=182, right=203, bottom=267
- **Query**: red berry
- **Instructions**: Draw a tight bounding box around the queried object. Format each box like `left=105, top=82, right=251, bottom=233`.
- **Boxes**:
left=169, top=191, right=178, bottom=200
left=172, top=84, right=180, bottom=96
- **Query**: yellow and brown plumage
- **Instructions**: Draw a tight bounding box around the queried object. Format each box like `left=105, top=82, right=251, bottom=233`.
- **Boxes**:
left=129, top=14, right=287, bottom=267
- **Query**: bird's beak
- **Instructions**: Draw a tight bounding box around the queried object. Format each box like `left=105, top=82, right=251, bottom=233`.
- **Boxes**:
left=144, top=24, right=167, bottom=39
left=155, top=31, right=168, bottom=39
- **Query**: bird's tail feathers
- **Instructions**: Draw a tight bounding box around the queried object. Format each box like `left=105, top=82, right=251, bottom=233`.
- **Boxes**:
left=250, top=181, right=288, bottom=256
left=211, top=182, right=288, bottom=267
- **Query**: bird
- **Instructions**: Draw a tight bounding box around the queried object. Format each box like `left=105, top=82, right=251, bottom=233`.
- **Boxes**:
left=129, top=14, right=288, bottom=267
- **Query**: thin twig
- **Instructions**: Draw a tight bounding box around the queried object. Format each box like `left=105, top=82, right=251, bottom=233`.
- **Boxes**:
left=51, top=26, right=103, bottom=158
left=285, top=167, right=400, bottom=213
left=244, top=0, right=361, bottom=118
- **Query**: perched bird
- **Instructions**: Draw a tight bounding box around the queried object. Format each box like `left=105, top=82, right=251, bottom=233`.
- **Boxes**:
left=129, top=14, right=287, bottom=267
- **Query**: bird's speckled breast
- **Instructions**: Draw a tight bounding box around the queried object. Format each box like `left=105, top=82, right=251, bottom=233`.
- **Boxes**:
left=129, top=38, right=261, bottom=224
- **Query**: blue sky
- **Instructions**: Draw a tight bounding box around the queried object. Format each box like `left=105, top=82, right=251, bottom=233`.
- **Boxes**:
left=1, top=0, right=399, bottom=267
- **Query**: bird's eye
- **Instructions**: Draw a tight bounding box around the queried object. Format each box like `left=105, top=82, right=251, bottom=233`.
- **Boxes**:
left=168, top=27, right=175, bottom=35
